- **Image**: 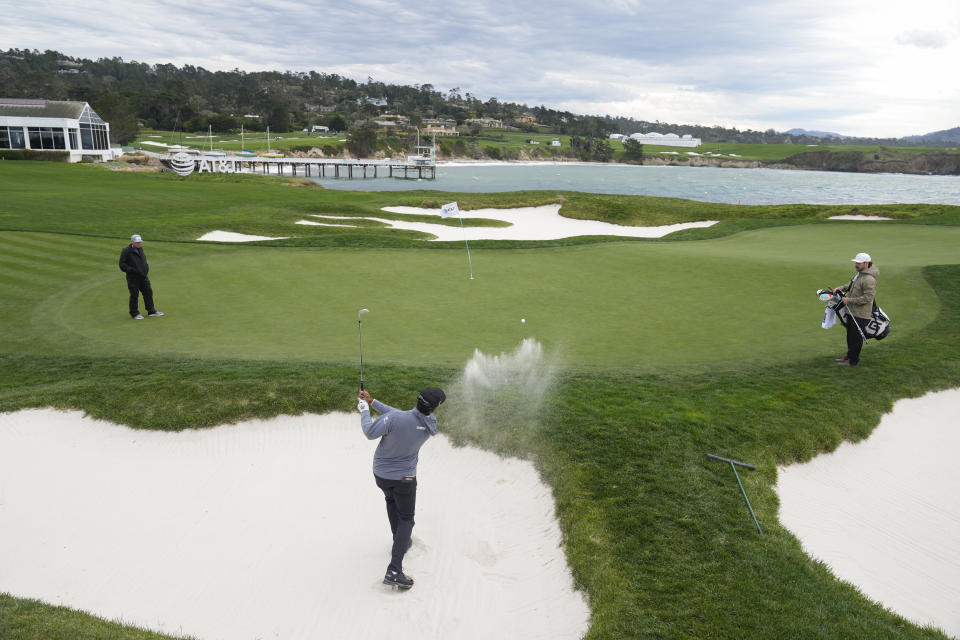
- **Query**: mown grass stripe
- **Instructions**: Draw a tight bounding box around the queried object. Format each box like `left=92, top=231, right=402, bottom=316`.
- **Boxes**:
left=0, top=233, right=118, bottom=263
left=2, top=232, right=218, bottom=262
left=0, top=253, right=88, bottom=280
left=0, top=243, right=111, bottom=264
left=0, top=278, right=46, bottom=304
left=0, top=234, right=201, bottom=269
left=0, top=248, right=108, bottom=278
left=0, top=232, right=117, bottom=257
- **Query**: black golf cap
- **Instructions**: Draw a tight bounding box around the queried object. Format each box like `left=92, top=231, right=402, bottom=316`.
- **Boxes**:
left=417, top=387, right=446, bottom=414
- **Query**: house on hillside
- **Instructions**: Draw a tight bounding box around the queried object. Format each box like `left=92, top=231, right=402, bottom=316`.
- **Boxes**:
left=423, top=118, right=456, bottom=128
left=0, top=98, right=119, bottom=162
left=465, top=117, right=504, bottom=129
left=422, top=125, right=458, bottom=137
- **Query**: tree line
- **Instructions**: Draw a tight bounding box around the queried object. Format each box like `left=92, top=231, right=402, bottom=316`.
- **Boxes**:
left=0, top=48, right=938, bottom=149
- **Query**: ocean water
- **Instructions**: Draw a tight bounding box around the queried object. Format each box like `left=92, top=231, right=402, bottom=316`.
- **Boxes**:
left=312, top=163, right=960, bottom=206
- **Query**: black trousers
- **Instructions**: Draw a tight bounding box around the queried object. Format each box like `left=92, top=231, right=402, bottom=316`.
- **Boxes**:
left=844, top=315, right=869, bottom=364
left=126, top=274, right=156, bottom=316
left=374, top=474, right=417, bottom=572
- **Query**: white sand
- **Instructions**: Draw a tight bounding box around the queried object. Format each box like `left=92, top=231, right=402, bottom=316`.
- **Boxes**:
left=197, top=231, right=290, bottom=242
left=297, top=204, right=716, bottom=241
left=0, top=409, right=589, bottom=640
left=827, top=215, right=895, bottom=221
left=776, top=389, right=960, bottom=638
left=211, top=204, right=714, bottom=243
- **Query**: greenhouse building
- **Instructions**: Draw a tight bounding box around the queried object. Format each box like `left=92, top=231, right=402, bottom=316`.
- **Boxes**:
left=0, top=98, right=119, bottom=162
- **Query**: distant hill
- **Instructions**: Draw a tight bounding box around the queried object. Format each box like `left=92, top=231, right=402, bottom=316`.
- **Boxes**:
left=785, top=125, right=960, bottom=146
left=785, top=128, right=850, bottom=140
left=902, top=127, right=960, bottom=146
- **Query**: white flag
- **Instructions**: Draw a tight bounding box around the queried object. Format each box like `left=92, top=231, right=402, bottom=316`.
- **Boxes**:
left=441, top=201, right=460, bottom=218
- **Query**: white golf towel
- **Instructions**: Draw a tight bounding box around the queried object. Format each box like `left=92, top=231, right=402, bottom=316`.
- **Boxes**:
left=822, top=307, right=837, bottom=329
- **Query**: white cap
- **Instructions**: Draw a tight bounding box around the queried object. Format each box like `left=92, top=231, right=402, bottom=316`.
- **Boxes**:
left=851, top=252, right=871, bottom=263
left=131, top=234, right=143, bottom=243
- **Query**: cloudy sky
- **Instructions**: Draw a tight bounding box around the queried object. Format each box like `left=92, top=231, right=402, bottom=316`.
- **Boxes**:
left=2, top=0, right=957, bottom=137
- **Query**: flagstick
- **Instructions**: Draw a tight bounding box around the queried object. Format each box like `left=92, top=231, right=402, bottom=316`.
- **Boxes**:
left=459, top=215, right=474, bottom=279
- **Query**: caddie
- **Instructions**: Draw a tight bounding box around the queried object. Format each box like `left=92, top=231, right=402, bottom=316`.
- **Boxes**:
left=832, top=252, right=878, bottom=366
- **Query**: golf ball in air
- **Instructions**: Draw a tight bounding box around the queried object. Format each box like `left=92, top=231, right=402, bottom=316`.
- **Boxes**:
left=521, top=318, right=526, bottom=323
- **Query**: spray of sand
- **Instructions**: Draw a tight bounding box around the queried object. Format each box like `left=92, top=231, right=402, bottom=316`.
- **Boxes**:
left=447, top=338, right=560, bottom=453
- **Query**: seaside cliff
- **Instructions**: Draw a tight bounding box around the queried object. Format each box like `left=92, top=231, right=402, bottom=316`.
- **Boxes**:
left=767, top=150, right=960, bottom=175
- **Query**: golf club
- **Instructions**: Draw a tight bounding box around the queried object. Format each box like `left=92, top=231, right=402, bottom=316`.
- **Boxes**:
left=358, top=309, right=370, bottom=389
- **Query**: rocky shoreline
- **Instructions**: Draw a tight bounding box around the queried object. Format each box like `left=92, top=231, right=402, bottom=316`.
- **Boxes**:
left=768, top=149, right=960, bottom=175
left=620, top=150, right=960, bottom=175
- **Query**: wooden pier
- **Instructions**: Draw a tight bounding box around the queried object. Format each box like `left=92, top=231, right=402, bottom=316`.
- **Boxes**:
left=155, top=152, right=436, bottom=180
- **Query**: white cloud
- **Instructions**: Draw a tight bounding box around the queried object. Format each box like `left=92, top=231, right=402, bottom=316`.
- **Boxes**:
left=1, top=0, right=958, bottom=138
left=896, top=30, right=950, bottom=48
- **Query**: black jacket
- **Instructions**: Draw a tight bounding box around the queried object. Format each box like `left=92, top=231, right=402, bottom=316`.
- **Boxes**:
left=119, top=244, right=149, bottom=278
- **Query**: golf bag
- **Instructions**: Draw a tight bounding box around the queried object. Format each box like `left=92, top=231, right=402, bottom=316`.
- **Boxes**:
left=817, top=289, right=891, bottom=340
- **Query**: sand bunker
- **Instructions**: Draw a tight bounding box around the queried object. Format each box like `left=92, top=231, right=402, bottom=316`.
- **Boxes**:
left=827, top=215, right=894, bottom=220
left=297, top=204, right=716, bottom=241
left=197, top=231, right=290, bottom=242
left=0, top=409, right=589, bottom=640
left=777, top=389, right=960, bottom=638
left=205, top=205, right=715, bottom=243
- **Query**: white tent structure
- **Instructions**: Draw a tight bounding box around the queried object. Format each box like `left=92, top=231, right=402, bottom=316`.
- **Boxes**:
left=0, top=98, right=120, bottom=162
left=623, top=131, right=702, bottom=147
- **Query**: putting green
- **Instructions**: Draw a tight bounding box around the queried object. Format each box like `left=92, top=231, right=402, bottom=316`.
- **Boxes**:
left=1, top=223, right=956, bottom=370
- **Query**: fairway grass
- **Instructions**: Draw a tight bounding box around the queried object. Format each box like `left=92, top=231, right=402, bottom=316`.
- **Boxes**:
left=1, top=162, right=959, bottom=639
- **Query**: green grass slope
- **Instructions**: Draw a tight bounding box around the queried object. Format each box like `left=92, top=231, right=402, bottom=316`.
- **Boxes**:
left=1, top=161, right=958, bottom=639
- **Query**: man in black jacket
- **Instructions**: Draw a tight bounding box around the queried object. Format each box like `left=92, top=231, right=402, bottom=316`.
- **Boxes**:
left=119, top=234, right=163, bottom=320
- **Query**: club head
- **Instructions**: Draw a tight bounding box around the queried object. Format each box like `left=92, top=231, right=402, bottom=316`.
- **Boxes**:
left=358, top=308, right=370, bottom=322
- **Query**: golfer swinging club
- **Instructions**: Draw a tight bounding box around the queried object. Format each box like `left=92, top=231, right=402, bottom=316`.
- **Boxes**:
left=358, top=386, right=446, bottom=589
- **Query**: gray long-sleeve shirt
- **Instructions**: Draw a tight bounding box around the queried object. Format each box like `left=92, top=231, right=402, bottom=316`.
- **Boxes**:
left=361, top=399, right=437, bottom=480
